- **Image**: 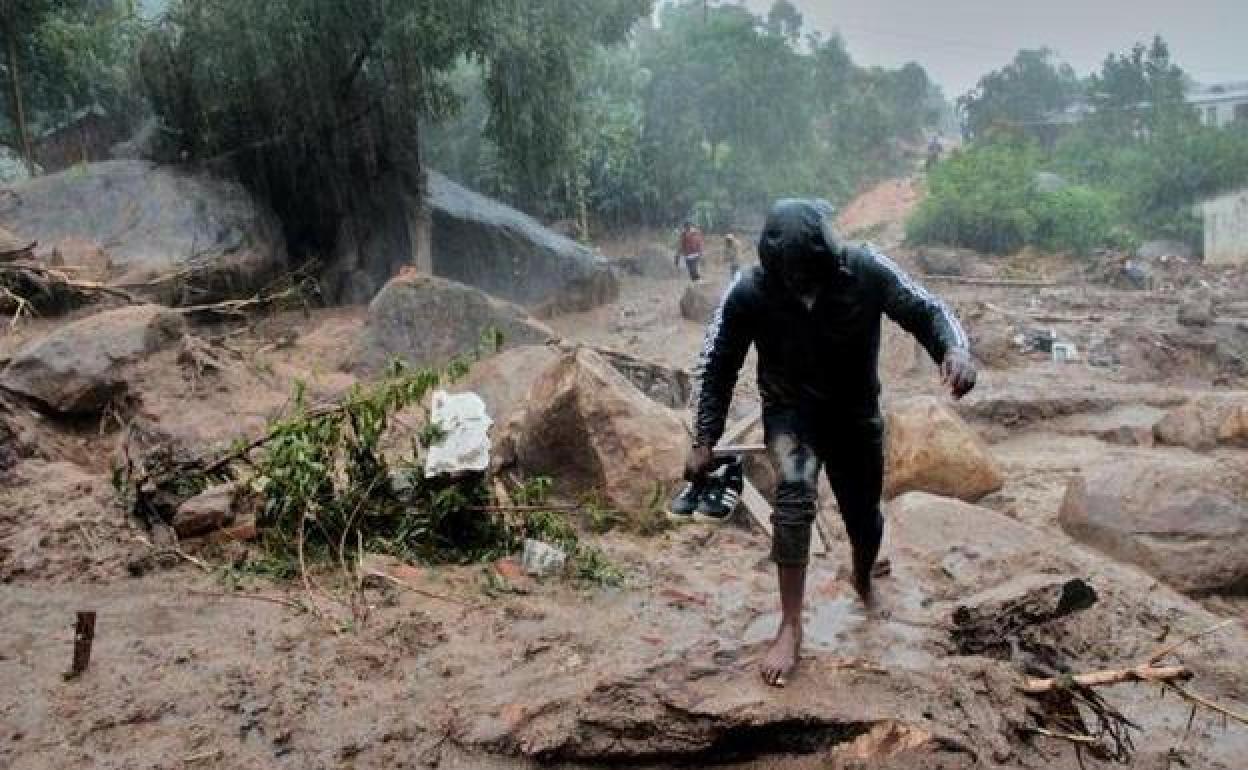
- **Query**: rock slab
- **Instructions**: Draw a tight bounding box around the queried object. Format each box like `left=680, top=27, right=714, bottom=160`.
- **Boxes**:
left=0, top=305, right=186, bottom=414
left=883, top=397, right=1004, bottom=502
left=498, top=347, right=686, bottom=517
left=173, top=483, right=240, bottom=539
left=1059, top=458, right=1248, bottom=596
left=357, top=271, right=554, bottom=372
left=427, top=171, right=618, bottom=314
left=0, top=160, right=286, bottom=298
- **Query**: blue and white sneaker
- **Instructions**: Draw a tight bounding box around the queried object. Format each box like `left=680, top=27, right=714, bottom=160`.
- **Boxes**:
left=694, top=459, right=744, bottom=522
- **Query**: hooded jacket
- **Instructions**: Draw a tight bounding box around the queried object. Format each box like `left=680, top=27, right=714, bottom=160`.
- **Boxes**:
left=693, top=199, right=969, bottom=447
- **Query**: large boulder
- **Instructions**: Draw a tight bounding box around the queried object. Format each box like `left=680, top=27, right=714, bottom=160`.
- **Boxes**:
left=357, top=271, right=554, bottom=372
left=497, top=347, right=686, bottom=517
left=883, top=397, right=1004, bottom=502
left=1059, top=457, right=1248, bottom=596
left=1153, top=394, right=1248, bottom=451
left=427, top=171, right=618, bottom=314
left=0, top=160, right=286, bottom=300
left=0, top=305, right=186, bottom=414
left=447, top=345, right=562, bottom=422
left=679, top=282, right=719, bottom=323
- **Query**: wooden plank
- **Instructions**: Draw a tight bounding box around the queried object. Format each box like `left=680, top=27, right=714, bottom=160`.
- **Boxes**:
left=738, top=478, right=827, bottom=556
left=924, top=275, right=1057, bottom=288
left=712, top=443, right=766, bottom=458
left=720, top=406, right=762, bottom=446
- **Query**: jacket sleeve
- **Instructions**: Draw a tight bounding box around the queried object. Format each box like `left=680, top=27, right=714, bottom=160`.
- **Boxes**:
left=869, top=249, right=969, bottom=364
left=693, top=277, right=754, bottom=447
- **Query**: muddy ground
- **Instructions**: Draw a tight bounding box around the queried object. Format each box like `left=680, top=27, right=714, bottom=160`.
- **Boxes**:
left=3, top=182, right=1248, bottom=769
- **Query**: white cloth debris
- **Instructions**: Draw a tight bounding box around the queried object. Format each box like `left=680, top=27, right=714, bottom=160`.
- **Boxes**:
left=423, top=390, right=493, bottom=477
left=521, top=538, right=568, bottom=576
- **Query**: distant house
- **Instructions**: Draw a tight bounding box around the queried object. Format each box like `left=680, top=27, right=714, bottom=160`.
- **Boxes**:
left=1031, top=79, right=1248, bottom=134
left=32, top=106, right=128, bottom=173
left=1187, top=81, right=1248, bottom=128
left=1200, top=187, right=1248, bottom=266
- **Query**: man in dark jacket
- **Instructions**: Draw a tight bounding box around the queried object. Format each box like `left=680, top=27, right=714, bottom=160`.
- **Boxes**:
left=685, top=199, right=976, bottom=686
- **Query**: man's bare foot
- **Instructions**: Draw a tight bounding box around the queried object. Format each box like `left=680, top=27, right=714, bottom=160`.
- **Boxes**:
left=760, top=621, right=802, bottom=687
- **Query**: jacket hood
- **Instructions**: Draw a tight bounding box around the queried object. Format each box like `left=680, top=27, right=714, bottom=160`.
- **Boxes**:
left=757, top=199, right=848, bottom=291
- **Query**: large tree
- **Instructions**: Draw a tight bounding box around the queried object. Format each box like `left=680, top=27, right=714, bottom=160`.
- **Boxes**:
left=142, top=0, right=649, bottom=253
left=958, top=48, right=1080, bottom=141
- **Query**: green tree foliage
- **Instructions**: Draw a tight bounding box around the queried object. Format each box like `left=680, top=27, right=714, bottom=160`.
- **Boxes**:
left=141, top=0, right=649, bottom=255
left=425, top=0, right=943, bottom=231
left=906, top=140, right=1119, bottom=255
left=923, top=37, right=1248, bottom=255
left=2, top=0, right=142, bottom=172
left=958, top=48, right=1080, bottom=141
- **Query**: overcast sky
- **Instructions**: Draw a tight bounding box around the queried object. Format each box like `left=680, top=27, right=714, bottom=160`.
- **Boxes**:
left=741, top=0, right=1248, bottom=97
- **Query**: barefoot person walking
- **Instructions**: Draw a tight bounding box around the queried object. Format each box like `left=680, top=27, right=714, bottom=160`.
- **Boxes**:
left=684, top=199, right=976, bottom=687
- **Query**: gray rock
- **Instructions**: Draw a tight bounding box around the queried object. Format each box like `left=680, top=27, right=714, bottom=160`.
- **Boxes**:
left=0, top=160, right=286, bottom=301
left=679, top=282, right=719, bottom=323
left=427, top=171, right=618, bottom=314
left=357, top=272, right=554, bottom=372
left=0, top=305, right=186, bottom=414
left=1059, top=458, right=1248, bottom=596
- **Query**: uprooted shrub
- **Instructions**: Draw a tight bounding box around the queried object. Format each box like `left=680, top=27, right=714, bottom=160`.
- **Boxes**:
left=118, top=348, right=622, bottom=590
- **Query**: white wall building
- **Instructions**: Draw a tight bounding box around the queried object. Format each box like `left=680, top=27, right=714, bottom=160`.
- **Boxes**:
left=1188, top=82, right=1248, bottom=128
left=1200, top=187, right=1248, bottom=266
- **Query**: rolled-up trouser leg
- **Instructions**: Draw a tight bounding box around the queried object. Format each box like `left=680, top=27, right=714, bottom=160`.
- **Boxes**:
left=764, top=418, right=821, bottom=567
left=822, top=414, right=886, bottom=577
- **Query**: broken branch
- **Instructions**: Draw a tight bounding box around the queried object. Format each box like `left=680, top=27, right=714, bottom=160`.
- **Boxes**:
left=1022, top=664, right=1191, bottom=694
left=1163, top=683, right=1248, bottom=727
left=1147, top=619, right=1236, bottom=665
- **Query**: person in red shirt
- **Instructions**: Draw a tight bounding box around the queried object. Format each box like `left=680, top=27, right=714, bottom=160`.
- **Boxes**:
left=676, top=220, right=705, bottom=281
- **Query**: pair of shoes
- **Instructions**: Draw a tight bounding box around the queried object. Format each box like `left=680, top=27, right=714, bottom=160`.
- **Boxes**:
left=668, top=459, right=744, bottom=522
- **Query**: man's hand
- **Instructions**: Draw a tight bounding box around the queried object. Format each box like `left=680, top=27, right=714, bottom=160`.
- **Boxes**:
left=941, top=348, right=977, bottom=400
left=684, top=444, right=714, bottom=481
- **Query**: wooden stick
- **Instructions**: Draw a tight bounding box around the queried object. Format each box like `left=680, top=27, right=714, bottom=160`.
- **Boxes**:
left=187, top=590, right=306, bottom=612
left=363, top=569, right=481, bottom=609
left=712, top=443, right=767, bottom=458
left=924, top=275, right=1058, bottom=288
left=1147, top=619, right=1236, bottom=665
left=1020, top=726, right=1098, bottom=745
left=1164, top=683, right=1248, bottom=727
left=67, top=611, right=96, bottom=679
left=1022, top=664, right=1191, bottom=694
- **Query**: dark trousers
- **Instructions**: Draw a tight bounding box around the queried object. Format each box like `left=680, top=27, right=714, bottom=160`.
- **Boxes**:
left=683, top=254, right=702, bottom=281
left=763, top=406, right=885, bottom=571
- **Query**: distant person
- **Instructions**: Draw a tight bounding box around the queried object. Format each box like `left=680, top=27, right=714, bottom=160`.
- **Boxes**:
left=676, top=220, right=705, bottom=282
left=683, top=199, right=975, bottom=687
left=723, top=233, right=741, bottom=276
left=924, top=135, right=943, bottom=172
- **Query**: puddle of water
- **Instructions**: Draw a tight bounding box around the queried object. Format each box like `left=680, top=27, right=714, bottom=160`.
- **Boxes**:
left=743, top=595, right=940, bottom=671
